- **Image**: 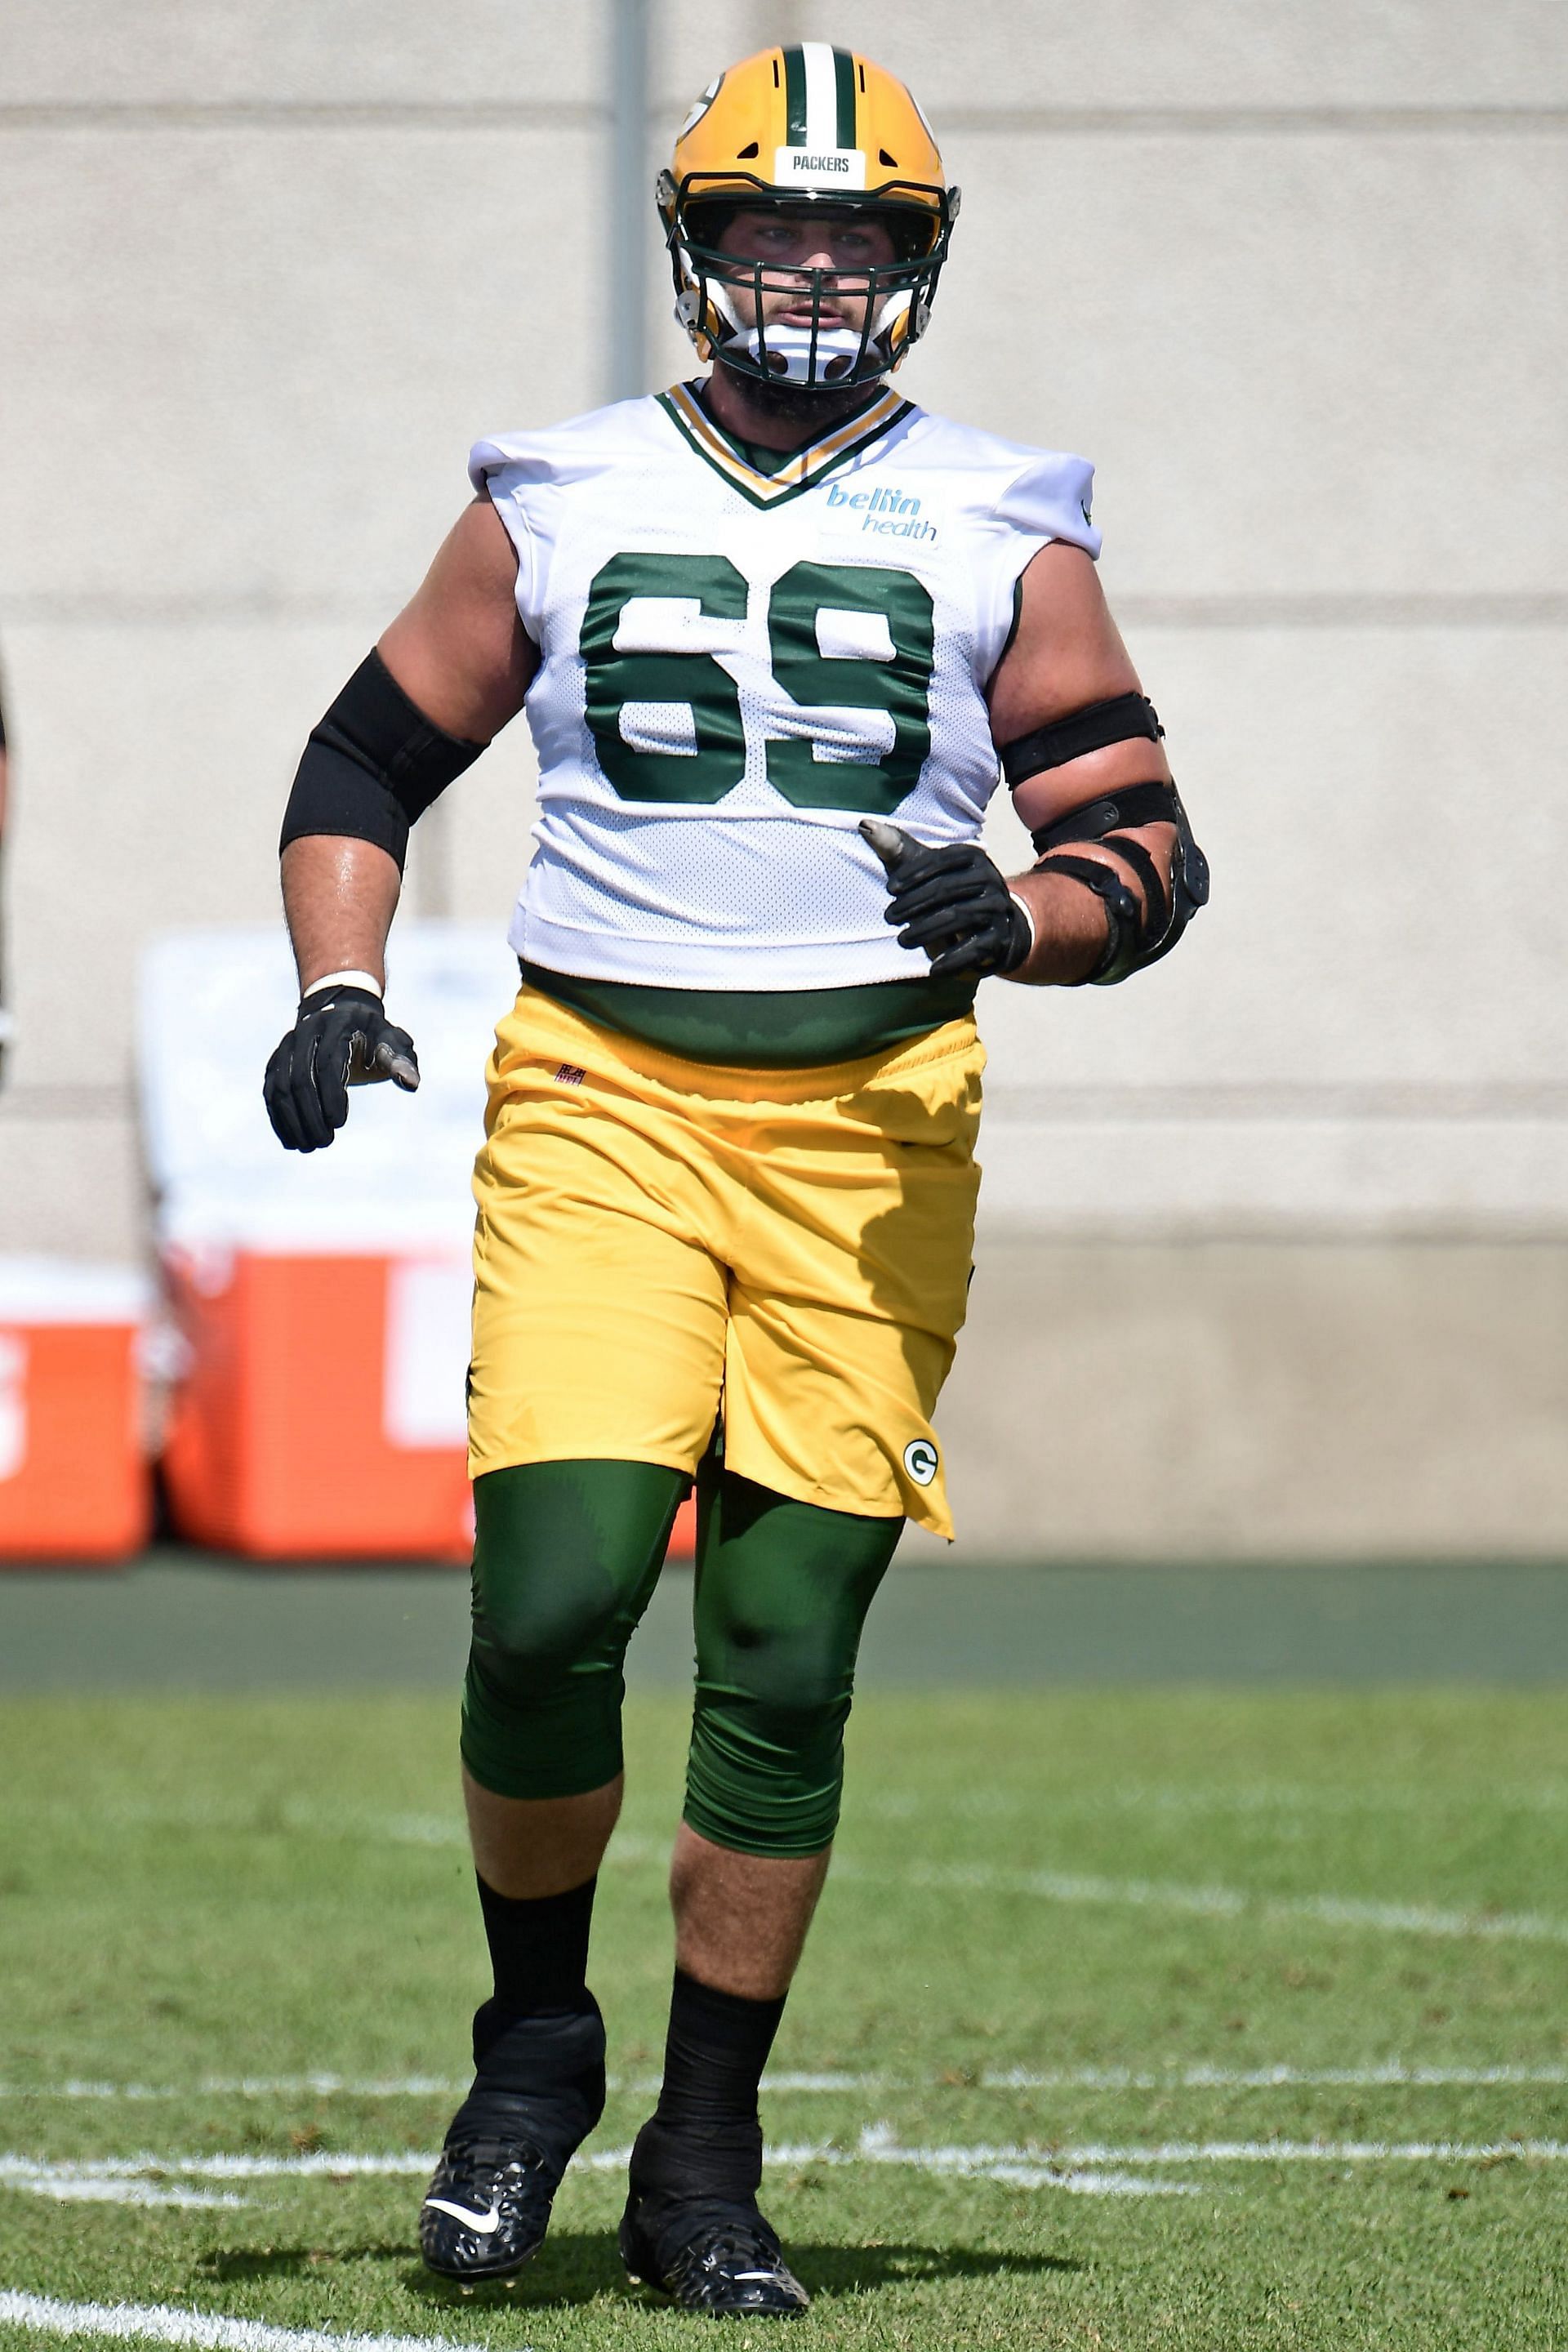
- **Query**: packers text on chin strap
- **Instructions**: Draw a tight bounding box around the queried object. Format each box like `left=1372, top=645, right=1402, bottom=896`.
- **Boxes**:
left=1000, top=693, right=1210, bottom=987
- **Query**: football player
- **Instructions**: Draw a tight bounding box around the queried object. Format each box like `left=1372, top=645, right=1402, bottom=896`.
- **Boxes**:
left=264, top=46, right=1206, bottom=2319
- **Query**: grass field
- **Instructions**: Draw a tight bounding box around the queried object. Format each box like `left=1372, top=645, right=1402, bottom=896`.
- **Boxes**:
left=3, top=1686, right=1568, bottom=2350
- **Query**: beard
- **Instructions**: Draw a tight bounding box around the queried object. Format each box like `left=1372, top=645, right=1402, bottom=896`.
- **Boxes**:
left=713, top=359, right=884, bottom=436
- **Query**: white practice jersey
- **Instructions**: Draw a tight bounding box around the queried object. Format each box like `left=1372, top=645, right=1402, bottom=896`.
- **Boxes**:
left=470, top=384, right=1099, bottom=991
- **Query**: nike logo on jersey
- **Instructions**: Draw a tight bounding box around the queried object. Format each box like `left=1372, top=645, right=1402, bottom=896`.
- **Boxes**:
left=422, top=2196, right=502, bottom=2234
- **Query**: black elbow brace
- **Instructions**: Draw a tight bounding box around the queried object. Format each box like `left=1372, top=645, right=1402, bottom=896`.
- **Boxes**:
left=279, top=649, right=485, bottom=872
left=1001, top=695, right=1209, bottom=986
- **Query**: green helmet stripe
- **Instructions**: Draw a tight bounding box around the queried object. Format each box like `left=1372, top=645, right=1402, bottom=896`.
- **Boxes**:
left=833, top=48, right=858, bottom=149
left=782, top=46, right=808, bottom=144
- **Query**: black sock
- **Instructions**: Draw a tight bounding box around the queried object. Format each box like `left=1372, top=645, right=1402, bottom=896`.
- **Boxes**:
left=631, top=1969, right=787, bottom=2205
left=475, top=1873, right=596, bottom=2021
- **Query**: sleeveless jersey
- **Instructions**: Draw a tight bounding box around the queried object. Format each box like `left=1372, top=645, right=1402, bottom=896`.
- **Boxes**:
left=470, top=385, right=1099, bottom=993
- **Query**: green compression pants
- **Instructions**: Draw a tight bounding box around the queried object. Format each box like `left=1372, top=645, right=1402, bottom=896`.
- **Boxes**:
left=461, top=1456, right=900, bottom=1857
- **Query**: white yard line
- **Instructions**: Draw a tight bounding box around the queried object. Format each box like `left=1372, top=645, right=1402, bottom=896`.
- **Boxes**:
left=961, top=2138, right=1566, bottom=2166
left=5, top=2128, right=1558, bottom=2214
left=825, top=2124, right=1566, bottom=2184
left=20, top=1794, right=1557, bottom=1943
left=0, top=2292, right=485, bottom=2352
left=0, top=2156, right=434, bottom=2185
left=759, top=2062, right=1568, bottom=2093
left=0, top=2080, right=467, bottom=2103
left=958, top=2063, right=1568, bottom=2092
left=784, top=2127, right=1568, bottom=2180
left=0, top=2144, right=1180, bottom=2204
left=4, top=2062, right=1566, bottom=2100
left=7, top=2181, right=248, bottom=2210
left=747, top=2134, right=1192, bottom=2196
left=893, top=1862, right=1568, bottom=1945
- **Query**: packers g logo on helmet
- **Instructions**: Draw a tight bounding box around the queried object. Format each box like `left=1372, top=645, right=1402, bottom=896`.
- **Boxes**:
left=657, top=45, right=960, bottom=393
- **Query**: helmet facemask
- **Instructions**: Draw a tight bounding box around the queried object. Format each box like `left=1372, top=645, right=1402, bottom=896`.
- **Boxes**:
left=662, top=175, right=957, bottom=394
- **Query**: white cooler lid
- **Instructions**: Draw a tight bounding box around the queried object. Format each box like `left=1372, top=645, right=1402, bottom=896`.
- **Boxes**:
left=138, top=923, right=519, bottom=1254
left=0, top=1256, right=153, bottom=1326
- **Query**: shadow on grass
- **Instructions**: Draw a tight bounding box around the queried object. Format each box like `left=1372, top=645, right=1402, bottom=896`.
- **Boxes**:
left=204, top=2235, right=1084, bottom=2310
left=797, top=2241, right=1085, bottom=2294
left=414, top=2236, right=1084, bottom=2310
left=199, top=2248, right=415, bottom=2282
left=200, top=2238, right=624, bottom=2303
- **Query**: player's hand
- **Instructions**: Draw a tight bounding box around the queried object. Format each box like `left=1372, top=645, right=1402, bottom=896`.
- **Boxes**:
left=860, top=819, right=1032, bottom=980
left=263, top=981, right=420, bottom=1153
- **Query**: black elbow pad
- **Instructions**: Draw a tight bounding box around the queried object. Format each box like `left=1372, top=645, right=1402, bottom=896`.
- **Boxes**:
left=1000, top=693, right=1209, bottom=982
left=1029, top=778, right=1210, bottom=983
left=279, top=649, right=485, bottom=871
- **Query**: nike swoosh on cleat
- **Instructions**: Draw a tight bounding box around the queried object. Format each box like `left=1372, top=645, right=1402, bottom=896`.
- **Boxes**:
left=423, top=2196, right=502, bottom=2234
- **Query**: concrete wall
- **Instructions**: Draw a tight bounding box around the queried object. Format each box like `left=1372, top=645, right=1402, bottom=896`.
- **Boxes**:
left=923, top=1241, right=1568, bottom=1562
left=1, top=2, right=1563, bottom=1552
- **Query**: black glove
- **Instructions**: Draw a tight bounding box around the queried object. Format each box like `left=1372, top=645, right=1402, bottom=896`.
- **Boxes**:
left=860, top=818, right=1032, bottom=980
left=263, top=982, right=419, bottom=1153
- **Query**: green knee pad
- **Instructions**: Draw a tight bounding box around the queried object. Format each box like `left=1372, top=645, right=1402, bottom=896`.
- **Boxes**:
left=684, top=1468, right=901, bottom=1859
left=461, top=1459, right=688, bottom=1800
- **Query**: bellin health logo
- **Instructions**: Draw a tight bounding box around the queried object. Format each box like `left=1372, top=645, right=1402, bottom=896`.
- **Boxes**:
left=825, top=481, right=937, bottom=541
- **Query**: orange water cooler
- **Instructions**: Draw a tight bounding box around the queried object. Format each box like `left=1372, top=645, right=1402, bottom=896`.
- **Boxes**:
left=160, top=1243, right=477, bottom=1560
left=0, top=1259, right=152, bottom=1561
left=141, top=927, right=694, bottom=1564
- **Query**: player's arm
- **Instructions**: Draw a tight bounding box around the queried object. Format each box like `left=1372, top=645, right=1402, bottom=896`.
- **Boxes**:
left=265, top=497, right=537, bottom=1152
left=864, top=544, right=1206, bottom=987
left=988, top=543, right=1205, bottom=985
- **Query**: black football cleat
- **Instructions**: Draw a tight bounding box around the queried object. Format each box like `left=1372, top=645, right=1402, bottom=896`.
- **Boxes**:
left=420, top=2135, right=563, bottom=2282
left=620, top=2190, right=809, bottom=2317
left=419, top=1997, right=606, bottom=2284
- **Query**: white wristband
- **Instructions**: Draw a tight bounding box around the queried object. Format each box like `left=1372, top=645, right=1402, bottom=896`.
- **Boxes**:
left=1006, top=890, right=1037, bottom=958
left=303, top=969, right=383, bottom=1000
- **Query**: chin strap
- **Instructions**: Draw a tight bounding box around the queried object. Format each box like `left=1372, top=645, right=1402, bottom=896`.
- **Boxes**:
left=696, top=274, right=910, bottom=389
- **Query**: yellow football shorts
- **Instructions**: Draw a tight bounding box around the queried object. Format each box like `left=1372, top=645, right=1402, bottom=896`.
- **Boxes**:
left=467, top=982, right=984, bottom=1538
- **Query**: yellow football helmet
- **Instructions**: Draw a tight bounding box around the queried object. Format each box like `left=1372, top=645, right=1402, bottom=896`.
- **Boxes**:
left=657, top=45, right=960, bottom=392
